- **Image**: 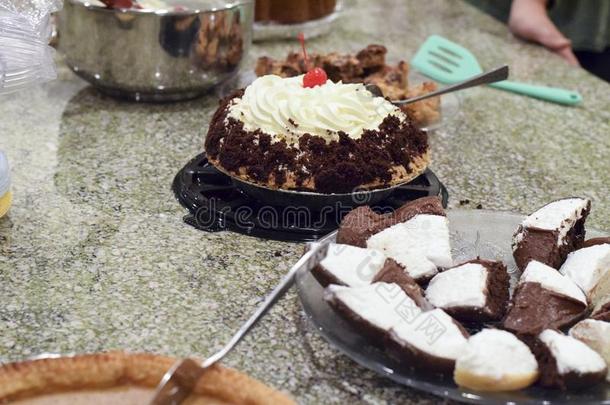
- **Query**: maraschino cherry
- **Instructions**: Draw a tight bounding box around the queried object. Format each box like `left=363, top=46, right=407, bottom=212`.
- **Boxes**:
left=298, top=32, right=328, bottom=88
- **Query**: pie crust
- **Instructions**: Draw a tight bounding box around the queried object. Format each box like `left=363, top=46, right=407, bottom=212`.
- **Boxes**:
left=0, top=351, right=295, bottom=404
left=209, top=149, right=431, bottom=192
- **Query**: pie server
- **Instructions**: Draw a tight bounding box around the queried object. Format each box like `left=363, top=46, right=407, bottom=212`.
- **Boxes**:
left=150, top=231, right=337, bottom=405
left=410, top=35, right=582, bottom=106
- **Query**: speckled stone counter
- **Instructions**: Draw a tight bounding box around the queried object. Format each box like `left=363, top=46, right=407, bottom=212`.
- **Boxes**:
left=0, top=0, right=609, bottom=403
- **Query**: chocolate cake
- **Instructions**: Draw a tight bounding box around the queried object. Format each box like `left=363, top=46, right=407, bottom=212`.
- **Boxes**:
left=204, top=75, right=430, bottom=193
left=255, top=0, right=336, bottom=24
left=324, top=282, right=422, bottom=344
left=531, top=329, right=606, bottom=390
left=503, top=260, right=588, bottom=336
left=569, top=319, right=610, bottom=382
left=311, top=243, right=386, bottom=287
left=454, top=329, right=539, bottom=391
left=372, top=259, right=432, bottom=310
left=366, top=213, right=452, bottom=282
left=559, top=243, right=610, bottom=305
left=512, top=198, right=591, bottom=271
left=425, top=259, right=509, bottom=323
left=387, top=308, right=469, bottom=374
left=336, top=196, right=444, bottom=248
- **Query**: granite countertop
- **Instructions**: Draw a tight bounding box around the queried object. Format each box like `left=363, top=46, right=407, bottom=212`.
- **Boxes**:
left=0, top=0, right=609, bottom=403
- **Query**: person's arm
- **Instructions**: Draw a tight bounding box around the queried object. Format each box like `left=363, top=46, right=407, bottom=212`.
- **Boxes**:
left=508, top=0, right=580, bottom=66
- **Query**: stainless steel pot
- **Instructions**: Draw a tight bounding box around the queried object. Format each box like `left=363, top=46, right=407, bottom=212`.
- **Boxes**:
left=57, top=0, right=253, bottom=101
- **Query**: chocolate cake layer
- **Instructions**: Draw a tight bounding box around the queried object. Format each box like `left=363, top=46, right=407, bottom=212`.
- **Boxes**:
left=204, top=92, right=429, bottom=193
left=502, top=283, right=587, bottom=336
left=336, top=196, right=444, bottom=247
left=372, top=259, right=432, bottom=310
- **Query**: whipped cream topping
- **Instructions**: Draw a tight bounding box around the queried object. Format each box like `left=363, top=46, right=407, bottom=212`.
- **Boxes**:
left=227, top=74, right=405, bottom=144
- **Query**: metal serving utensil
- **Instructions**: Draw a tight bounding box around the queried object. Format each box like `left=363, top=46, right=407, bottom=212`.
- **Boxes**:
left=365, top=65, right=509, bottom=105
left=150, top=231, right=337, bottom=405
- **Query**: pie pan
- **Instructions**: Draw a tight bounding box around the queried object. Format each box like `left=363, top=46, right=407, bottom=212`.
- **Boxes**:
left=0, top=351, right=294, bottom=404
left=296, top=209, right=609, bottom=404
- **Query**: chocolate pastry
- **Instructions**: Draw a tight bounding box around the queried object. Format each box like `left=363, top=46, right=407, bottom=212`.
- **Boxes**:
left=559, top=243, right=610, bottom=305
left=336, top=196, right=444, bottom=248
left=425, top=259, right=509, bottom=323
left=530, top=329, right=606, bottom=390
left=512, top=198, right=591, bottom=271
left=386, top=308, right=469, bottom=374
left=324, top=282, right=423, bottom=345
left=503, top=261, right=588, bottom=335
left=311, top=243, right=386, bottom=287
left=570, top=319, right=610, bottom=382
left=373, top=259, right=432, bottom=310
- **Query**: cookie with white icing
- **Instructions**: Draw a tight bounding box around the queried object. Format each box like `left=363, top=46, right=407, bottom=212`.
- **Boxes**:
left=312, top=243, right=386, bottom=287
left=532, top=329, right=606, bottom=390
left=559, top=243, right=610, bottom=305
left=503, top=260, right=587, bottom=335
left=387, top=308, right=469, bottom=374
left=324, top=282, right=422, bottom=344
left=367, top=214, right=452, bottom=282
left=454, top=329, right=539, bottom=391
left=512, top=198, right=590, bottom=271
left=425, top=259, right=509, bottom=322
left=570, top=319, right=610, bottom=382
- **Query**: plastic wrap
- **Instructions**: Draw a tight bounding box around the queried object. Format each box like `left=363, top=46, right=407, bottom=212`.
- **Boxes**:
left=0, top=0, right=60, bottom=95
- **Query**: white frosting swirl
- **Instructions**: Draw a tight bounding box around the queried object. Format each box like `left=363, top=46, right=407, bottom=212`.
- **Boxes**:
left=227, top=74, right=404, bottom=144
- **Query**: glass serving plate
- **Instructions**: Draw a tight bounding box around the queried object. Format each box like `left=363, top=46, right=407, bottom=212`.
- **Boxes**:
left=295, top=209, right=610, bottom=404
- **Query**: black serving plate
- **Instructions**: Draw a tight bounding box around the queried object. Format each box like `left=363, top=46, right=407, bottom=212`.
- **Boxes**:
left=172, top=153, right=449, bottom=242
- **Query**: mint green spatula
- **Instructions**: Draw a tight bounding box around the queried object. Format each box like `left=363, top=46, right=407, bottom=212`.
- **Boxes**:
left=411, top=35, right=582, bottom=106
